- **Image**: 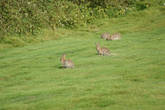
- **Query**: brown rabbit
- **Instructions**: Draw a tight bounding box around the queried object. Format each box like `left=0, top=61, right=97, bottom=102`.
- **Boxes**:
left=101, top=32, right=111, bottom=40
left=110, top=33, right=121, bottom=40
left=96, top=43, right=110, bottom=56
left=60, top=54, right=74, bottom=68
left=105, top=35, right=112, bottom=40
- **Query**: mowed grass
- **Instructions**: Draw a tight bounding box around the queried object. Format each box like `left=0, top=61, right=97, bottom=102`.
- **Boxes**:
left=0, top=7, right=165, bottom=110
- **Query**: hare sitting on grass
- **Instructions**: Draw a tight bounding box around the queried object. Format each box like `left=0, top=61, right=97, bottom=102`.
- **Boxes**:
left=101, top=32, right=111, bottom=40
left=96, top=43, right=110, bottom=56
left=60, top=54, right=74, bottom=68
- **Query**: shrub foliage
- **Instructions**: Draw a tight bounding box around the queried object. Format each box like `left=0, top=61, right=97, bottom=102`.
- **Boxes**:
left=0, top=0, right=163, bottom=37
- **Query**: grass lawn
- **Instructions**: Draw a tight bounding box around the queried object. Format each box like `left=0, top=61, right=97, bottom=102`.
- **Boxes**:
left=0, top=7, right=165, bottom=110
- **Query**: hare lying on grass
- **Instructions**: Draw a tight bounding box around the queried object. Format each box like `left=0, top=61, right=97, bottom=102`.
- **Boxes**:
left=108, top=33, right=121, bottom=40
left=96, top=43, right=110, bottom=56
left=60, top=54, right=74, bottom=68
left=101, top=32, right=111, bottom=40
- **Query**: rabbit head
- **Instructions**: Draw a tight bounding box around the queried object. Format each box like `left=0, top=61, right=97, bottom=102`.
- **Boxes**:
left=101, top=33, right=110, bottom=40
left=96, top=43, right=103, bottom=55
left=60, top=54, right=66, bottom=64
left=96, top=43, right=101, bottom=50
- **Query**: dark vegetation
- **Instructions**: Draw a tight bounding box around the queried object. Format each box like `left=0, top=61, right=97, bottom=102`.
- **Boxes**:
left=0, top=0, right=163, bottom=37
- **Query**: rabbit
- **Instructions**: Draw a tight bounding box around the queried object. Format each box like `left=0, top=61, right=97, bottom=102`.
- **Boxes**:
left=105, top=35, right=112, bottom=40
left=96, top=43, right=110, bottom=56
left=101, top=32, right=111, bottom=40
left=110, top=33, right=121, bottom=40
left=60, top=54, right=74, bottom=68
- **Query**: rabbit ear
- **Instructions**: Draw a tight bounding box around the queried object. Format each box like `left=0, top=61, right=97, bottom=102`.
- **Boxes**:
left=62, top=54, right=66, bottom=58
left=96, top=43, right=100, bottom=45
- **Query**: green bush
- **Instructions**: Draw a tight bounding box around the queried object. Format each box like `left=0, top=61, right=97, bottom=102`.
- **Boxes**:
left=0, top=0, right=163, bottom=37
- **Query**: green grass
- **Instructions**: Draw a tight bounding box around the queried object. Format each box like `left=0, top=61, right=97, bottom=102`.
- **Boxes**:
left=0, top=7, right=165, bottom=110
